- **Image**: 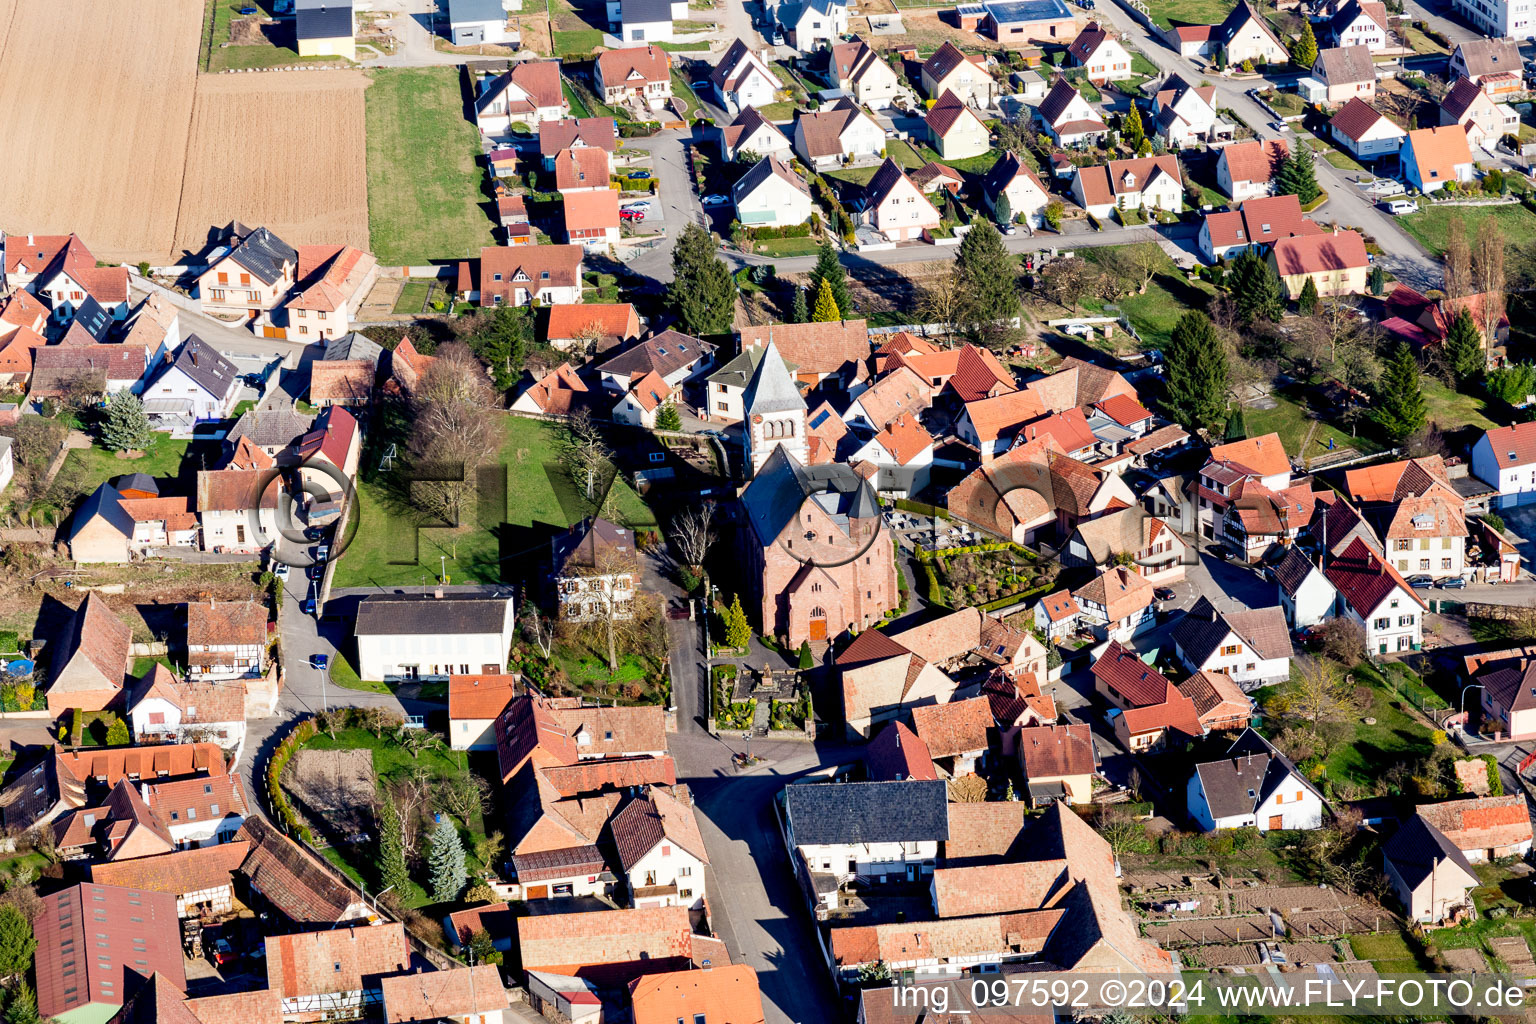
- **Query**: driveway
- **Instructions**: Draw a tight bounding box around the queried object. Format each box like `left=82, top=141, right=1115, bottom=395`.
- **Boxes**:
left=624, top=129, right=703, bottom=285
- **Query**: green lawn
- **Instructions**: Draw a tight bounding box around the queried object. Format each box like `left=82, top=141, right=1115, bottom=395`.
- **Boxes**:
left=914, top=144, right=1002, bottom=175
left=554, top=29, right=604, bottom=56
left=327, top=648, right=390, bottom=693
left=562, top=79, right=592, bottom=118
left=657, top=40, right=711, bottom=52
left=132, top=655, right=177, bottom=679
left=332, top=416, right=655, bottom=588
left=887, top=138, right=926, bottom=169
left=366, top=68, right=497, bottom=265
left=826, top=165, right=882, bottom=186
left=1131, top=53, right=1159, bottom=77
left=1258, top=90, right=1306, bottom=117
left=754, top=237, right=824, bottom=257
left=670, top=70, right=704, bottom=118
left=1143, top=0, right=1235, bottom=29
left=392, top=280, right=431, bottom=315
left=1324, top=664, right=1439, bottom=789
left=1240, top=390, right=1383, bottom=460
left=1422, top=377, right=1497, bottom=431
left=61, top=438, right=190, bottom=498
left=1397, top=202, right=1536, bottom=254
left=1349, top=931, right=1429, bottom=972
left=1078, top=249, right=1218, bottom=350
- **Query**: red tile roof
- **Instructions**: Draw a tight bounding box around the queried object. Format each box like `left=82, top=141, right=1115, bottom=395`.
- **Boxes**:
left=1017, top=723, right=1096, bottom=778
left=1091, top=640, right=1172, bottom=707
left=449, top=674, right=522, bottom=720
left=1328, top=97, right=1398, bottom=142
left=629, top=965, right=764, bottom=1024
left=1325, top=535, right=1428, bottom=615
left=1220, top=139, right=1288, bottom=186
left=266, top=924, right=409, bottom=1001
left=546, top=303, right=639, bottom=342
left=1272, top=229, right=1370, bottom=276
left=1207, top=432, right=1290, bottom=478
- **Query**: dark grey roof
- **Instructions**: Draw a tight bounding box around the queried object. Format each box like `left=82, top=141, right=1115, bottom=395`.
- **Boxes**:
left=1170, top=597, right=1234, bottom=667
left=1453, top=475, right=1498, bottom=499
left=69, top=483, right=135, bottom=542
left=740, top=446, right=881, bottom=546
left=322, top=332, right=384, bottom=365
left=1271, top=546, right=1321, bottom=599
left=72, top=296, right=113, bottom=343
left=296, top=0, right=354, bottom=39
left=1172, top=596, right=1291, bottom=666
left=594, top=330, right=713, bottom=380
left=228, top=226, right=298, bottom=286
left=620, top=0, right=674, bottom=22
left=113, top=473, right=159, bottom=496
left=162, top=335, right=239, bottom=400
left=227, top=407, right=315, bottom=450
left=708, top=346, right=800, bottom=390
left=741, top=340, right=805, bottom=416
left=1383, top=813, right=1477, bottom=890
left=784, top=779, right=949, bottom=845
left=354, top=592, right=513, bottom=636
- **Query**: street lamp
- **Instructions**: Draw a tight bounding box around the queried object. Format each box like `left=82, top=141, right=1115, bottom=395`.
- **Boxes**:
left=440, top=555, right=447, bottom=586
left=1460, top=683, right=1484, bottom=720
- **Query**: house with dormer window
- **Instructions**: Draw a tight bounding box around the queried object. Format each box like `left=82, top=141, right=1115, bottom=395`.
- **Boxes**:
left=1150, top=75, right=1230, bottom=149
left=196, top=226, right=298, bottom=324
left=1188, top=729, right=1323, bottom=832
left=595, top=45, right=673, bottom=111
left=476, top=245, right=584, bottom=307
left=1070, top=155, right=1184, bottom=219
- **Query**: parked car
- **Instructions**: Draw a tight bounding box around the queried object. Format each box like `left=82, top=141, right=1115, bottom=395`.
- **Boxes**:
left=302, top=598, right=316, bottom=615
left=273, top=563, right=290, bottom=584
left=307, top=565, right=325, bottom=580
left=1294, top=625, right=1322, bottom=648
left=620, top=207, right=646, bottom=222
left=623, top=200, right=651, bottom=209
left=1383, top=199, right=1417, bottom=216
left=310, top=654, right=329, bottom=670
left=626, top=170, right=652, bottom=180
left=1154, top=586, right=1177, bottom=601
left=691, top=79, right=711, bottom=90
left=304, top=525, right=326, bottom=540
left=1436, top=576, right=1468, bottom=589
left=1406, top=574, right=1435, bottom=589
left=1079, top=0, right=1095, bottom=8
left=701, top=194, right=730, bottom=206
left=211, top=938, right=235, bottom=966
left=1268, top=121, right=1286, bottom=133
left=315, top=543, right=330, bottom=562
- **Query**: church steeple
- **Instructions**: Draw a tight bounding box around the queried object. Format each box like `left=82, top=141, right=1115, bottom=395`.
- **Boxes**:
left=742, top=337, right=808, bottom=475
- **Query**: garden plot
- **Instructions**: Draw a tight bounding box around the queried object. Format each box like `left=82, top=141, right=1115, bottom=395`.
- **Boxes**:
left=282, top=748, right=376, bottom=838
left=1142, top=915, right=1275, bottom=947
left=919, top=542, right=1056, bottom=609
left=1488, top=935, right=1536, bottom=971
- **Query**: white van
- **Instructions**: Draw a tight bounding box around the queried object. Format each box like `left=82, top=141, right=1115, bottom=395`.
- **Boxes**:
left=1384, top=199, right=1417, bottom=216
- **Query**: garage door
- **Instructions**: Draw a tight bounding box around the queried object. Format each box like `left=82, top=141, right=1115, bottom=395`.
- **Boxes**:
left=261, top=325, right=286, bottom=339
left=1497, top=491, right=1536, bottom=509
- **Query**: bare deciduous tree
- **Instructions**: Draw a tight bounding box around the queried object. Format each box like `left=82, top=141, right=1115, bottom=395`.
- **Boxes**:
left=557, top=409, right=612, bottom=508
left=1266, top=656, right=1367, bottom=724
left=668, top=503, right=717, bottom=576
left=409, top=342, right=499, bottom=530
left=439, top=774, right=491, bottom=825
left=523, top=597, right=555, bottom=659
left=1444, top=217, right=1473, bottom=299
left=915, top=272, right=966, bottom=344
left=569, top=542, right=641, bottom=672
left=1474, top=217, right=1506, bottom=358
left=1038, top=256, right=1098, bottom=310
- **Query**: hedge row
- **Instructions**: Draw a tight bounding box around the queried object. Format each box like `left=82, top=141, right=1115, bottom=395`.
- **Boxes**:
left=267, top=716, right=319, bottom=843
left=894, top=498, right=952, bottom=521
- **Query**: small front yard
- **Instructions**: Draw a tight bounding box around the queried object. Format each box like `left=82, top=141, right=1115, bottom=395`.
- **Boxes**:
left=392, top=280, right=432, bottom=315
left=1257, top=88, right=1306, bottom=118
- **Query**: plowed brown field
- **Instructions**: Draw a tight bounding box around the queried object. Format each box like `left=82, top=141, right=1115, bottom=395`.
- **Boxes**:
left=0, top=0, right=202, bottom=260
left=173, top=71, right=371, bottom=257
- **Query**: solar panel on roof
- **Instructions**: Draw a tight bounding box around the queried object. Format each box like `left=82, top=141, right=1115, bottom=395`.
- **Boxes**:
left=983, top=0, right=1070, bottom=20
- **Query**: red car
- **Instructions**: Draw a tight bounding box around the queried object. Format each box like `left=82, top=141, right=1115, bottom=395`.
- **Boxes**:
left=620, top=207, right=646, bottom=222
